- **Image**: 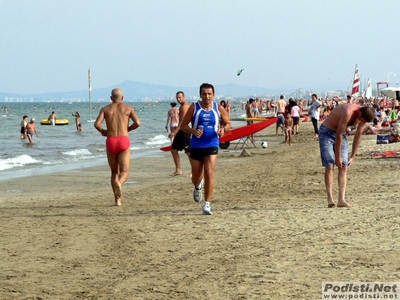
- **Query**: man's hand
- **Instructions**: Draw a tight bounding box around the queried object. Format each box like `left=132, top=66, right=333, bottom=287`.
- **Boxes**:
left=335, top=157, right=343, bottom=168
left=218, top=127, right=225, bottom=137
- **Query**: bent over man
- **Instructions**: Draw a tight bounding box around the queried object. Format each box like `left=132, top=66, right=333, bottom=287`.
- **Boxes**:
left=319, top=104, right=375, bottom=208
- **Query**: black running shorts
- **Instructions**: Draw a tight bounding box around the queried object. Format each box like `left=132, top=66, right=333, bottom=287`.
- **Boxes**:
left=171, top=130, right=191, bottom=152
left=190, top=147, right=219, bottom=162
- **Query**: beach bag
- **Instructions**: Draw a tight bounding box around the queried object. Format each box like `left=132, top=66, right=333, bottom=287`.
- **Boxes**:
left=377, top=135, right=390, bottom=144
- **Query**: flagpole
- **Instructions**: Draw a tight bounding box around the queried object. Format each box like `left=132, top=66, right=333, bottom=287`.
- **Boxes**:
left=88, top=68, right=92, bottom=128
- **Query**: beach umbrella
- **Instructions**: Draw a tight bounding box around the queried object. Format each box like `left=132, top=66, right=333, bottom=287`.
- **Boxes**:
left=380, top=87, right=400, bottom=99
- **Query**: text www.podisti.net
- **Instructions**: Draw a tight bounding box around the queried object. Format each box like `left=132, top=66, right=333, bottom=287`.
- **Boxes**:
left=322, top=282, right=399, bottom=299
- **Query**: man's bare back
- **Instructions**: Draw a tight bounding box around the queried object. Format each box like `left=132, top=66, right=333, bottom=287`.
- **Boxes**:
left=277, top=98, right=286, bottom=113
left=97, top=103, right=135, bottom=136
left=94, top=88, right=140, bottom=206
left=322, top=104, right=363, bottom=134
left=95, top=90, right=140, bottom=137
left=179, top=102, right=189, bottom=122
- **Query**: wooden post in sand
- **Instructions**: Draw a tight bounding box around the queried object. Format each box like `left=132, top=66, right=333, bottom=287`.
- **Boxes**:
left=88, top=68, right=92, bottom=128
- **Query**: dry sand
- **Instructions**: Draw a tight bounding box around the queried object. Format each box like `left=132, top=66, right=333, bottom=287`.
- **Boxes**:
left=1, top=122, right=400, bottom=299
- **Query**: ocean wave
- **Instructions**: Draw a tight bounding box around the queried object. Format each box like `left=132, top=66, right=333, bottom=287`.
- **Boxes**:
left=143, top=134, right=170, bottom=146
left=62, top=149, right=92, bottom=156
left=0, top=154, right=41, bottom=171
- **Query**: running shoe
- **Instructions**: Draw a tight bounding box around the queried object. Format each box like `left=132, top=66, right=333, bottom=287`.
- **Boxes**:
left=202, top=201, right=212, bottom=215
left=193, top=179, right=203, bottom=202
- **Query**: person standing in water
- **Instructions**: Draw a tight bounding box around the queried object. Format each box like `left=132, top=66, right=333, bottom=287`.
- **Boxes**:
left=20, top=115, right=28, bottom=139
left=72, top=111, right=83, bottom=131
left=48, top=111, right=57, bottom=126
left=25, top=118, right=39, bottom=143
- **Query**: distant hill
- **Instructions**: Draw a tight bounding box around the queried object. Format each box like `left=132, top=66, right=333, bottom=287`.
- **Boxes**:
left=0, top=81, right=295, bottom=102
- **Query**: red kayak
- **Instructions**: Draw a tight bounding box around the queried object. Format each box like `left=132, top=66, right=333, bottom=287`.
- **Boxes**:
left=160, top=117, right=277, bottom=151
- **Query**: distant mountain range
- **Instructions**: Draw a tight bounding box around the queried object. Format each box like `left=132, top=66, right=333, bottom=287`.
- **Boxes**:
left=0, top=81, right=298, bottom=102
left=1, top=80, right=350, bottom=102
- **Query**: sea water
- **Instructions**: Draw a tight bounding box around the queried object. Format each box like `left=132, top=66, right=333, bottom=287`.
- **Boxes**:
left=0, top=102, right=174, bottom=181
left=0, top=101, right=245, bottom=181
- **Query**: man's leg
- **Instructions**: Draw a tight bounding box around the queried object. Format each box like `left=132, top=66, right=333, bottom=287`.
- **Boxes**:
left=106, top=151, right=119, bottom=205
left=337, top=166, right=351, bottom=207
left=190, top=158, right=203, bottom=189
left=185, top=151, right=192, bottom=177
left=324, top=166, right=335, bottom=207
left=107, top=149, right=130, bottom=206
left=203, top=154, right=218, bottom=202
left=170, top=149, right=182, bottom=176
left=117, top=149, right=131, bottom=187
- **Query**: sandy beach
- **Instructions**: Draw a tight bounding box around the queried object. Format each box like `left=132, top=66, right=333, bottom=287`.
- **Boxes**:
left=1, top=122, right=400, bottom=299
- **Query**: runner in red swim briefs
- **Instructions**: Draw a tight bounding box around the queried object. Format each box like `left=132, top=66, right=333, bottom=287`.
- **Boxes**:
left=94, top=88, right=141, bottom=206
left=106, top=136, right=131, bottom=155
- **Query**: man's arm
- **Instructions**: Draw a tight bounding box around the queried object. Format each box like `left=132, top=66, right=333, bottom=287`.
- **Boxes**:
left=218, top=104, right=231, bottom=137
left=349, top=121, right=365, bottom=164
left=94, top=109, right=107, bottom=136
left=128, top=108, right=140, bottom=132
left=334, top=112, right=351, bottom=167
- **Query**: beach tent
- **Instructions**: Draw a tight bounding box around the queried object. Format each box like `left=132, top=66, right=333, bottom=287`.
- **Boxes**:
left=380, top=87, right=400, bottom=100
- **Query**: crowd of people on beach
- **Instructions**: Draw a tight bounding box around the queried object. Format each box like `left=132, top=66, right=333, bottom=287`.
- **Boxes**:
left=16, top=85, right=399, bottom=213
left=95, top=87, right=400, bottom=211
left=240, top=93, right=400, bottom=144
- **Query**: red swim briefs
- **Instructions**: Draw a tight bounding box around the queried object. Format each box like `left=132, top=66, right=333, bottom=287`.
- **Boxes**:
left=106, top=136, right=131, bottom=155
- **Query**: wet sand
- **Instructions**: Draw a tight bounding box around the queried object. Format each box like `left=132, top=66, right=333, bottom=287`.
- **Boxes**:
left=1, top=122, right=400, bottom=299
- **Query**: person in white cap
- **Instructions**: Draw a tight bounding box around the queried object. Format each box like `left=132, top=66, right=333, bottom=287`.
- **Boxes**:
left=25, top=118, right=39, bottom=143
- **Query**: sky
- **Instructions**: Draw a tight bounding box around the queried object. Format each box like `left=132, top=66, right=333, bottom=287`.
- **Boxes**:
left=1, top=0, right=400, bottom=94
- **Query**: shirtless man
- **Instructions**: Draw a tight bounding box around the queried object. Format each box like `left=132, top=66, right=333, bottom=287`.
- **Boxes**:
left=319, top=104, right=375, bottom=208
left=94, top=88, right=141, bottom=206
left=276, top=95, right=286, bottom=135
left=250, top=98, right=259, bottom=118
left=25, top=118, right=39, bottom=143
left=168, top=91, right=191, bottom=176
left=48, top=111, right=57, bottom=126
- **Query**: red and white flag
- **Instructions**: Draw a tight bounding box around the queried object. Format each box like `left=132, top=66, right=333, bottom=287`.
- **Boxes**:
left=351, top=64, right=360, bottom=97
